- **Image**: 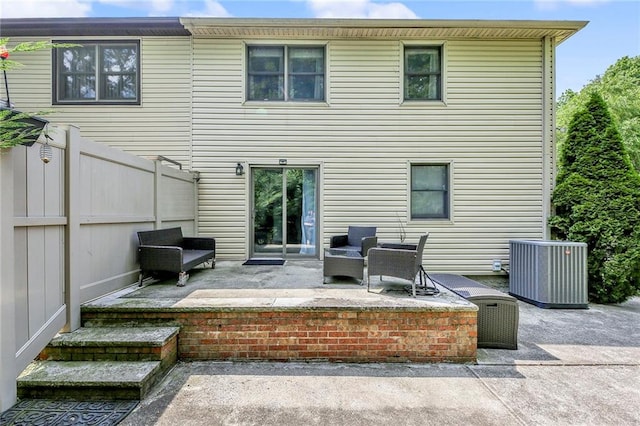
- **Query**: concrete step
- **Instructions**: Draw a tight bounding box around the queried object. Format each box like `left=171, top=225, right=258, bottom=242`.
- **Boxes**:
left=39, top=326, right=179, bottom=367
left=22, top=326, right=181, bottom=400
left=17, top=360, right=163, bottom=400
left=47, top=326, right=179, bottom=347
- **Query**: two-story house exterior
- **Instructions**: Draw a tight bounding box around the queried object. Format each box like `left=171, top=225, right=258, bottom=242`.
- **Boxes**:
left=0, top=17, right=587, bottom=274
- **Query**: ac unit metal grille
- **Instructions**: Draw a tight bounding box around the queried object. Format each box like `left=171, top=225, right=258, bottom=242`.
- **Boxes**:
left=509, top=240, right=588, bottom=309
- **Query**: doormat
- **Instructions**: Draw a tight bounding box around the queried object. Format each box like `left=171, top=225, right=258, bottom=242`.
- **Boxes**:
left=242, top=259, right=285, bottom=266
left=0, top=399, right=138, bottom=426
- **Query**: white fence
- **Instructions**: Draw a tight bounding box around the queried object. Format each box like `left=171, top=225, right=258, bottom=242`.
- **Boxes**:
left=0, top=125, right=199, bottom=411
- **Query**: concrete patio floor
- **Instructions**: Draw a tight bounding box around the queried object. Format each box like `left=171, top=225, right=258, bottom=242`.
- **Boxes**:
left=109, top=261, right=640, bottom=425
left=89, top=259, right=477, bottom=310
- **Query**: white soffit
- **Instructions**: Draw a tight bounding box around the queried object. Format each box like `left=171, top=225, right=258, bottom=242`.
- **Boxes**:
left=180, top=18, right=588, bottom=45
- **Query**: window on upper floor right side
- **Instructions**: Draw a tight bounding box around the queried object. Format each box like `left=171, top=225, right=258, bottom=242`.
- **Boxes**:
left=403, top=46, right=442, bottom=101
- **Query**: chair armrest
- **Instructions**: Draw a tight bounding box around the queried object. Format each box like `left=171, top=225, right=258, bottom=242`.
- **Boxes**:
left=138, top=245, right=183, bottom=272
left=361, top=236, right=378, bottom=256
left=330, top=235, right=348, bottom=248
left=182, top=237, right=216, bottom=251
left=378, top=242, right=417, bottom=251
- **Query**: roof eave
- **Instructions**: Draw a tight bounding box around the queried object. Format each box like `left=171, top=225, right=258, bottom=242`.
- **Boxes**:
left=180, top=17, right=588, bottom=43
left=0, top=17, right=588, bottom=44
left=0, top=17, right=190, bottom=37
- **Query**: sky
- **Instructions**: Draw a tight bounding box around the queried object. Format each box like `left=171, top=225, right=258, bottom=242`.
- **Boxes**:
left=0, top=0, right=638, bottom=96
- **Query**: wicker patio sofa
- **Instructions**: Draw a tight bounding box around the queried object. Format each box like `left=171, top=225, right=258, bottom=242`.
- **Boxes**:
left=137, top=227, right=216, bottom=287
left=430, top=273, right=519, bottom=350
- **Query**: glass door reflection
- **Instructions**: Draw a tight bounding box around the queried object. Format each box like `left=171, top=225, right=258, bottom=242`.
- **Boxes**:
left=251, top=167, right=317, bottom=258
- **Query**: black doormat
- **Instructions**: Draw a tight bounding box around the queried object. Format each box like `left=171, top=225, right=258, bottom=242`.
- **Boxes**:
left=242, top=259, right=285, bottom=266
left=0, top=399, right=138, bottom=426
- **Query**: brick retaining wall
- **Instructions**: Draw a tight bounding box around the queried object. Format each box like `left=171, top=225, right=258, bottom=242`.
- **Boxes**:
left=82, top=308, right=477, bottom=363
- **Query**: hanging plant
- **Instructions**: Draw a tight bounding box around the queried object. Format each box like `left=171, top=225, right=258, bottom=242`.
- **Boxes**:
left=0, top=38, right=78, bottom=149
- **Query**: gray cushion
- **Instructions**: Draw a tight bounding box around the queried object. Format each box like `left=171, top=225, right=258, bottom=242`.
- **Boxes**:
left=347, top=226, right=376, bottom=247
left=138, top=227, right=183, bottom=246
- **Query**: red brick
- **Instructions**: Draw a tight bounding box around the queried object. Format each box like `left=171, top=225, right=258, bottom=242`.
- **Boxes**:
left=85, top=307, right=476, bottom=363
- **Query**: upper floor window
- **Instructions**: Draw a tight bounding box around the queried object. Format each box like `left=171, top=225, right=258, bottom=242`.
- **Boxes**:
left=53, top=40, right=140, bottom=105
left=404, top=46, right=442, bottom=101
left=411, top=164, right=449, bottom=219
left=247, top=45, right=325, bottom=102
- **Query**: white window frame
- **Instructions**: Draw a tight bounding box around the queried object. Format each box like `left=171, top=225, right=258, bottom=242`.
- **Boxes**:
left=401, top=41, right=447, bottom=106
left=245, top=43, right=327, bottom=103
left=409, top=161, right=453, bottom=221
left=53, top=39, right=141, bottom=105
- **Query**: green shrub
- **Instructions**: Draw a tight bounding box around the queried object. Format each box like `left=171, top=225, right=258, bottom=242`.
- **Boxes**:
left=549, top=92, right=640, bottom=304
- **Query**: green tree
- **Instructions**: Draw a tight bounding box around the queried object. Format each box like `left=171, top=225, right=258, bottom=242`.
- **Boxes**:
left=549, top=92, right=640, bottom=304
left=557, top=55, right=640, bottom=171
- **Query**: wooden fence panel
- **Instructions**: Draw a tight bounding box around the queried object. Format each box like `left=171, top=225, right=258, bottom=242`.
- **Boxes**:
left=158, top=164, right=198, bottom=232
left=0, top=124, right=199, bottom=411
left=73, top=133, right=157, bottom=305
left=9, top=129, right=68, bottom=384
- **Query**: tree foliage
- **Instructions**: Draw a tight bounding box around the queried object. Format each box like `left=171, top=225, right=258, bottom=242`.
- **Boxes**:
left=0, top=38, right=67, bottom=72
left=557, top=55, right=640, bottom=171
left=1, top=38, right=78, bottom=149
left=0, top=109, right=49, bottom=149
left=549, top=92, right=640, bottom=304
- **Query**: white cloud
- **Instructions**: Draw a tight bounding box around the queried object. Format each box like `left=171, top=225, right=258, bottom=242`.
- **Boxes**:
left=97, top=0, right=175, bottom=15
left=534, top=0, right=611, bottom=10
left=201, top=0, right=231, bottom=17
left=0, top=0, right=92, bottom=18
left=151, top=0, right=174, bottom=12
left=560, top=0, right=611, bottom=3
left=307, top=0, right=419, bottom=19
left=0, top=0, right=231, bottom=18
left=171, top=0, right=232, bottom=17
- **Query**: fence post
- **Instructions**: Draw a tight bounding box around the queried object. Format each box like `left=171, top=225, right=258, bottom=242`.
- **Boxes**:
left=65, top=126, right=82, bottom=332
left=0, top=148, right=17, bottom=412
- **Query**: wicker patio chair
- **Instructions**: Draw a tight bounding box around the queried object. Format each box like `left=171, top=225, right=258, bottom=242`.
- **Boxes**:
left=367, top=233, right=431, bottom=297
left=329, top=225, right=377, bottom=257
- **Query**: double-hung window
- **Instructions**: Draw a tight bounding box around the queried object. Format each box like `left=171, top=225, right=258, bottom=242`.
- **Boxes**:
left=53, top=40, right=140, bottom=104
left=411, top=164, right=450, bottom=219
left=404, top=46, right=442, bottom=101
left=247, top=45, right=325, bottom=102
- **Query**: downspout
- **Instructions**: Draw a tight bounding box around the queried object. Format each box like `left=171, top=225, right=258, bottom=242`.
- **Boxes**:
left=189, top=36, right=197, bottom=233
left=542, top=36, right=556, bottom=240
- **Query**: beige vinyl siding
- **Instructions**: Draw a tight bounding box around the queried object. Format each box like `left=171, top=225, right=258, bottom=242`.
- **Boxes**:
left=8, top=33, right=548, bottom=273
left=7, top=36, right=193, bottom=168
left=193, top=37, right=546, bottom=274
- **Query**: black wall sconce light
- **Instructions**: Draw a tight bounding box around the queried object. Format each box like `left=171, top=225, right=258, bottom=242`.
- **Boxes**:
left=235, top=162, right=245, bottom=176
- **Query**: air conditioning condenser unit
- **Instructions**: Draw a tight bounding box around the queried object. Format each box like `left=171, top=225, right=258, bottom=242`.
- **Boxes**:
left=509, top=240, right=588, bottom=309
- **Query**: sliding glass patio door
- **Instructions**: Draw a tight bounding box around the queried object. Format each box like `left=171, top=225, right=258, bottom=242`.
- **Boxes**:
left=251, top=167, right=318, bottom=258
